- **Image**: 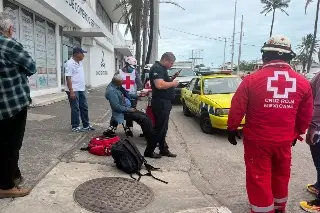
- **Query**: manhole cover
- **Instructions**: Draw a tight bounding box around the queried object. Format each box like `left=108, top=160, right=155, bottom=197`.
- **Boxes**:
left=74, top=177, right=154, bottom=213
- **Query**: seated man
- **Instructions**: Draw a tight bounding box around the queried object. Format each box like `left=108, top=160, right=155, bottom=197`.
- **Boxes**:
left=105, top=75, right=161, bottom=159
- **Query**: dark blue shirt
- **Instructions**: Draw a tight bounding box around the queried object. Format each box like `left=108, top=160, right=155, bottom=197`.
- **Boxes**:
left=149, top=61, right=174, bottom=100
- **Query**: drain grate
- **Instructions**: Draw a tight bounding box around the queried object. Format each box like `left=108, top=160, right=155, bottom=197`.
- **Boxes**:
left=74, top=177, right=154, bottom=213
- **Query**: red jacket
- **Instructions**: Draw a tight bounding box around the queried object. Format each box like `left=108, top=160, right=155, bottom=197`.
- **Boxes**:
left=228, top=60, right=313, bottom=146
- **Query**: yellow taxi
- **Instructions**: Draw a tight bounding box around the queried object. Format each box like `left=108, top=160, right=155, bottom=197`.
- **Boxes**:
left=180, top=71, right=245, bottom=133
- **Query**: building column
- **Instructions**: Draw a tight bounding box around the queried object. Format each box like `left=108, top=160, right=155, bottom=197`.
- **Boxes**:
left=0, top=0, right=3, bottom=12
left=150, top=0, right=159, bottom=63
left=56, top=24, right=62, bottom=90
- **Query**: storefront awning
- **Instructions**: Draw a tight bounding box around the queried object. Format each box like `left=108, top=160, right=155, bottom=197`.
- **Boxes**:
left=63, top=28, right=107, bottom=37
left=114, top=46, right=133, bottom=56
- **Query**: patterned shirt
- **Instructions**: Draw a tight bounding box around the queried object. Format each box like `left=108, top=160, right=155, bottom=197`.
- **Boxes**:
left=0, top=36, right=36, bottom=120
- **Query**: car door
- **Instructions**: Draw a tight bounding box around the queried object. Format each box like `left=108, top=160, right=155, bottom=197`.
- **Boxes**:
left=190, top=78, right=201, bottom=114
left=183, top=78, right=197, bottom=110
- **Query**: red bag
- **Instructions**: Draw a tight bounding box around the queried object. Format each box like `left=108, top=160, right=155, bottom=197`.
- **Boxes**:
left=146, top=105, right=155, bottom=126
left=86, top=136, right=120, bottom=156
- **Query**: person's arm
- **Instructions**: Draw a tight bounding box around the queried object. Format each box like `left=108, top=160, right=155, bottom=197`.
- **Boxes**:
left=10, top=42, right=36, bottom=76
left=227, top=79, right=249, bottom=131
left=106, top=91, right=132, bottom=113
left=297, top=85, right=315, bottom=135
left=64, top=62, right=77, bottom=99
left=135, top=70, right=143, bottom=90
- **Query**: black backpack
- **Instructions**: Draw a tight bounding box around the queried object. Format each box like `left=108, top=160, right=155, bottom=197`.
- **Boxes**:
left=111, top=138, right=168, bottom=184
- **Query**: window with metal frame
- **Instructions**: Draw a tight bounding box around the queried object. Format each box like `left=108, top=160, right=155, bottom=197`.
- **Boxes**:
left=3, top=0, right=58, bottom=89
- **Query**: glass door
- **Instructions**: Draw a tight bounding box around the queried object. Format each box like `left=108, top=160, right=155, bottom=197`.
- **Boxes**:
left=61, top=44, right=73, bottom=87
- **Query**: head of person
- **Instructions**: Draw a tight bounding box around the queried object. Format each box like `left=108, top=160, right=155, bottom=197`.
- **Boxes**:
left=261, top=35, right=296, bottom=64
left=124, top=56, right=137, bottom=73
left=0, top=13, right=14, bottom=38
left=112, top=74, right=123, bottom=86
left=160, top=52, right=176, bottom=69
left=73, top=47, right=87, bottom=62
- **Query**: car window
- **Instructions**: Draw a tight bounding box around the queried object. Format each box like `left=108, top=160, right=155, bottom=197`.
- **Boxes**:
left=188, top=78, right=197, bottom=91
left=203, top=77, right=241, bottom=95
left=194, top=79, right=201, bottom=91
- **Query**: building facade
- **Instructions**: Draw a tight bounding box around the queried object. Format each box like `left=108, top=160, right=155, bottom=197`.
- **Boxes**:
left=0, top=0, right=132, bottom=97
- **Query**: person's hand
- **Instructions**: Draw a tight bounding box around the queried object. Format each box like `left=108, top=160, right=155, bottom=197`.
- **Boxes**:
left=172, top=80, right=179, bottom=87
left=306, top=131, right=315, bottom=146
left=228, top=130, right=241, bottom=146
left=70, top=92, right=76, bottom=100
left=292, top=138, right=297, bottom=147
left=130, top=108, right=137, bottom=112
left=173, top=71, right=180, bottom=78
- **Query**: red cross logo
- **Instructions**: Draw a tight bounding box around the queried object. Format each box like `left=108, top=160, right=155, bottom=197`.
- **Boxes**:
left=280, top=37, right=285, bottom=41
left=122, top=76, right=135, bottom=89
left=267, top=71, right=296, bottom=98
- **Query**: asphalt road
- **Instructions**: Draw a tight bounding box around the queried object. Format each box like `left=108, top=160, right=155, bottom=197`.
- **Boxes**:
left=169, top=104, right=317, bottom=213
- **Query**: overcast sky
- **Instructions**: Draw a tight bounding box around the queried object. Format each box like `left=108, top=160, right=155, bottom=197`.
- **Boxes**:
left=120, top=0, right=318, bottom=67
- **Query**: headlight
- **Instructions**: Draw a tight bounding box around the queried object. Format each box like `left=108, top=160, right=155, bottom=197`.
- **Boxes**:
left=215, top=108, right=229, bottom=116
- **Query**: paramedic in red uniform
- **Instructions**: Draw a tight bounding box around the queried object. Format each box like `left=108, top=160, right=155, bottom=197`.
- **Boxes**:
left=227, top=35, right=314, bottom=213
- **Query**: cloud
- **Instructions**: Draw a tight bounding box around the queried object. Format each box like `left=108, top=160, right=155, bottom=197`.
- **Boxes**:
left=120, top=0, right=319, bottom=67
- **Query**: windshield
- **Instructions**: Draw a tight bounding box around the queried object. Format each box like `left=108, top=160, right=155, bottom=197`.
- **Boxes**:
left=168, top=68, right=195, bottom=77
left=203, top=77, right=241, bottom=94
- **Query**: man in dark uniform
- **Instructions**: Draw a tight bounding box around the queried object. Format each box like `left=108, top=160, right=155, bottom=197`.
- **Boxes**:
left=144, top=52, right=179, bottom=159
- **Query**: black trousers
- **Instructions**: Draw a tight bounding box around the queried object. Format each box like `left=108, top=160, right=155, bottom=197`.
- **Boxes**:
left=145, top=98, right=171, bottom=153
left=0, top=107, right=27, bottom=189
left=125, top=98, right=138, bottom=128
left=310, top=142, right=320, bottom=199
left=123, top=111, right=156, bottom=149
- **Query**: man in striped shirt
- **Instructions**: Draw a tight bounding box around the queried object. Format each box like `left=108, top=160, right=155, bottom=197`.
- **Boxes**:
left=0, top=13, right=36, bottom=198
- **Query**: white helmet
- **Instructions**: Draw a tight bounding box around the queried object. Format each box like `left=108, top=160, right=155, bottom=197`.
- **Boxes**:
left=125, top=56, right=137, bottom=67
left=261, top=35, right=296, bottom=56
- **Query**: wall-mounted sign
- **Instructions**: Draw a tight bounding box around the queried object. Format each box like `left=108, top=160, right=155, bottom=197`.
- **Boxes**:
left=96, top=50, right=107, bottom=75
left=65, top=0, right=98, bottom=28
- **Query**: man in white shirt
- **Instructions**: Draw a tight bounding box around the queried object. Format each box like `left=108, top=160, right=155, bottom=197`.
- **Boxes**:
left=65, top=47, right=94, bottom=132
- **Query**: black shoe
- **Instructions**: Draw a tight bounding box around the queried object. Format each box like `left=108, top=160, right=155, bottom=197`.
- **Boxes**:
left=103, top=129, right=116, bottom=137
left=124, top=127, right=133, bottom=137
left=144, top=152, right=162, bottom=159
left=14, top=176, right=24, bottom=186
left=160, top=150, right=177, bottom=158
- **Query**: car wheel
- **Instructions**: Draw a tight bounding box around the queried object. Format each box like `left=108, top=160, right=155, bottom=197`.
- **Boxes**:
left=182, top=101, right=192, bottom=116
left=200, top=112, right=213, bottom=134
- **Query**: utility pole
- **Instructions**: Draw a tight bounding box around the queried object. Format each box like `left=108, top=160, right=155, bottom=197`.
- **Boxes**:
left=150, top=0, right=159, bottom=62
left=230, top=0, right=237, bottom=71
left=223, top=38, right=227, bottom=70
left=237, top=15, right=244, bottom=76
left=189, top=49, right=203, bottom=68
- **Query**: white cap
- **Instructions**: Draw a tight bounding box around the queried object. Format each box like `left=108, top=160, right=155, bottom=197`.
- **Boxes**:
left=261, top=35, right=294, bottom=55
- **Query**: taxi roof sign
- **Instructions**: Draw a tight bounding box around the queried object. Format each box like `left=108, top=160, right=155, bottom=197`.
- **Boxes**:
left=198, top=70, right=233, bottom=76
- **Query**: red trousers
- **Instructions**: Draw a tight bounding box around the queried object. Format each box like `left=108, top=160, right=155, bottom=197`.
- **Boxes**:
left=244, top=141, right=291, bottom=213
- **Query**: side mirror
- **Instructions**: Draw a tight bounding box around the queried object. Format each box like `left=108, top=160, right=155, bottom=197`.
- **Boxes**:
left=192, top=90, right=201, bottom=95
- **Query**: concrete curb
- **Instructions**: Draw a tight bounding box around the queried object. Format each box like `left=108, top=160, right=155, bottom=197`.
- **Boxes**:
left=173, top=207, right=232, bottom=213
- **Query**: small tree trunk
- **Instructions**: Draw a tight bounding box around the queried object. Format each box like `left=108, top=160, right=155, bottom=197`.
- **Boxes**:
left=141, top=0, right=148, bottom=82
left=270, top=9, right=276, bottom=37
left=146, top=0, right=154, bottom=64
left=307, top=0, right=320, bottom=72
left=135, top=0, right=142, bottom=74
left=318, top=49, right=320, bottom=62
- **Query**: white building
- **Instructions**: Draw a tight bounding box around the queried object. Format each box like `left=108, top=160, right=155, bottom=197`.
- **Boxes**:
left=0, top=0, right=132, bottom=97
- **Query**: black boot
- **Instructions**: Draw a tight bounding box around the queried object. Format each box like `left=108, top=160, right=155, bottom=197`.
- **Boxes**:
left=160, top=150, right=177, bottom=158
left=124, top=127, right=133, bottom=137
left=144, top=152, right=162, bottom=159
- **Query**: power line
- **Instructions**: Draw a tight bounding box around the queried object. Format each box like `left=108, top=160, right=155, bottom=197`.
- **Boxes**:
left=160, top=25, right=257, bottom=47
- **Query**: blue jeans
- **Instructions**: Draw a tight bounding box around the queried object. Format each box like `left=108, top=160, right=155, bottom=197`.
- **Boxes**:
left=66, top=91, right=90, bottom=128
left=310, top=142, right=320, bottom=199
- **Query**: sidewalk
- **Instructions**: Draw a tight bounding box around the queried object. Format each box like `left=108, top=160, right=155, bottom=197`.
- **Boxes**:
left=0, top=89, right=231, bottom=213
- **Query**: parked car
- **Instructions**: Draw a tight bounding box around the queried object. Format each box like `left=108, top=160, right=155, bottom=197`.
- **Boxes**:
left=180, top=71, right=245, bottom=133
left=168, top=67, right=196, bottom=100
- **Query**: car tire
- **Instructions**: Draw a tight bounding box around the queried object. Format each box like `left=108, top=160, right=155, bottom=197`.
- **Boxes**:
left=182, top=100, right=192, bottom=116
left=200, top=112, right=213, bottom=134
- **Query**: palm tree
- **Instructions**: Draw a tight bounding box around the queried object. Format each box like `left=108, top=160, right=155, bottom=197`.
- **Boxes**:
left=297, top=34, right=319, bottom=72
left=305, top=0, right=320, bottom=72
left=260, top=0, right=291, bottom=37
left=115, top=0, right=184, bottom=70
